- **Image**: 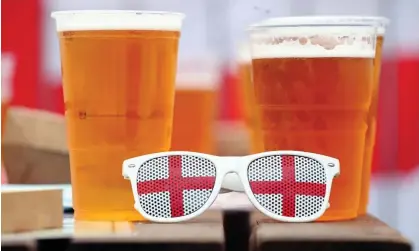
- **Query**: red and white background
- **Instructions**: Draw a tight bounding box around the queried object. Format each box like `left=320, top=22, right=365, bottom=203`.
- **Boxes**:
left=2, top=0, right=418, bottom=247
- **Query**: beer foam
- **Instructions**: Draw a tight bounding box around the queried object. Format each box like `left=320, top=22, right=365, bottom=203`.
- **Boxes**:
left=175, top=73, right=220, bottom=90
left=250, top=26, right=376, bottom=59
left=51, top=10, right=184, bottom=32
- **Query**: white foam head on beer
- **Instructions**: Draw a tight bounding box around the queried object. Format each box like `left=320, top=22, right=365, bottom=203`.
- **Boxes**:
left=51, top=10, right=184, bottom=32
left=249, top=26, right=377, bottom=59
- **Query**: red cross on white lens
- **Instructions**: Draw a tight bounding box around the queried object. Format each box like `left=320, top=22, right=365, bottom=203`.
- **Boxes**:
left=123, top=151, right=340, bottom=223
left=136, top=155, right=216, bottom=218
left=248, top=155, right=327, bottom=218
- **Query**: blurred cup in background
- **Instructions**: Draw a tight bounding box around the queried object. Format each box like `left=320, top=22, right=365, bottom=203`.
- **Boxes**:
left=236, top=43, right=264, bottom=154
left=52, top=10, right=184, bottom=221
left=171, top=59, right=220, bottom=154
left=249, top=16, right=377, bottom=221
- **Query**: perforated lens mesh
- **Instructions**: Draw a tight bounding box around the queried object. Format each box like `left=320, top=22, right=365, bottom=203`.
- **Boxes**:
left=248, top=155, right=327, bottom=219
left=136, top=155, right=216, bottom=219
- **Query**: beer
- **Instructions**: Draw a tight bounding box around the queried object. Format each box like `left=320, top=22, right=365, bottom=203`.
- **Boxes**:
left=52, top=11, right=184, bottom=221
left=237, top=45, right=264, bottom=153
left=249, top=23, right=376, bottom=220
left=359, top=30, right=387, bottom=214
left=171, top=73, right=218, bottom=153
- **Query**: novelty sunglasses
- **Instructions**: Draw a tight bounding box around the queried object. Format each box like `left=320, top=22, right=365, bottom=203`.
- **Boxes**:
left=123, top=151, right=340, bottom=223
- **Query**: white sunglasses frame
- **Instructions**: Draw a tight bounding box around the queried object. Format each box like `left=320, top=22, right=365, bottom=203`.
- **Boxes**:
left=122, top=150, right=340, bottom=223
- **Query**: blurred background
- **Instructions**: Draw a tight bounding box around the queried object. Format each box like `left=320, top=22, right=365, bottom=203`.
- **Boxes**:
left=1, top=0, right=418, bottom=247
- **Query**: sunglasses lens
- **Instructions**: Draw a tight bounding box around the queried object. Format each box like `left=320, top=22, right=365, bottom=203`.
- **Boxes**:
left=248, top=155, right=327, bottom=219
left=136, top=155, right=216, bottom=219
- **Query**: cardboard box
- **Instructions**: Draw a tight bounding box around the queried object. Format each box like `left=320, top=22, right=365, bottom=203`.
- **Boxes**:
left=2, top=107, right=70, bottom=184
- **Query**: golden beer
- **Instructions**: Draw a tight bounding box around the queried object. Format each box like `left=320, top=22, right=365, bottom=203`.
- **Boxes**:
left=249, top=20, right=376, bottom=221
left=171, top=73, right=218, bottom=154
left=52, top=11, right=184, bottom=221
left=237, top=44, right=264, bottom=153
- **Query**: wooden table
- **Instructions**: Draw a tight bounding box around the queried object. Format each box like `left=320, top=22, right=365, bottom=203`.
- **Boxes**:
left=1, top=210, right=412, bottom=251
left=251, top=212, right=412, bottom=251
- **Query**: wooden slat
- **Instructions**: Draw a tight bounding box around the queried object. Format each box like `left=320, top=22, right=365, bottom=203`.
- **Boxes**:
left=1, top=189, right=63, bottom=234
left=251, top=214, right=412, bottom=251
left=71, top=210, right=224, bottom=243
left=73, top=222, right=223, bottom=244
left=1, top=209, right=224, bottom=251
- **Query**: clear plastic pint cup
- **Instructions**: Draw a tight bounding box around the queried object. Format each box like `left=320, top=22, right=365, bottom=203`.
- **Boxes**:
left=301, top=16, right=390, bottom=215
left=248, top=16, right=377, bottom=221
left=51, top=10, right=184, bottom=221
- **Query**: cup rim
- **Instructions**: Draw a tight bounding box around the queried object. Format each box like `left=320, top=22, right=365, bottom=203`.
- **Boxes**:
left=250, top=15, right=390, bottom=29
left=51, top=10, right=185, bottom=19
